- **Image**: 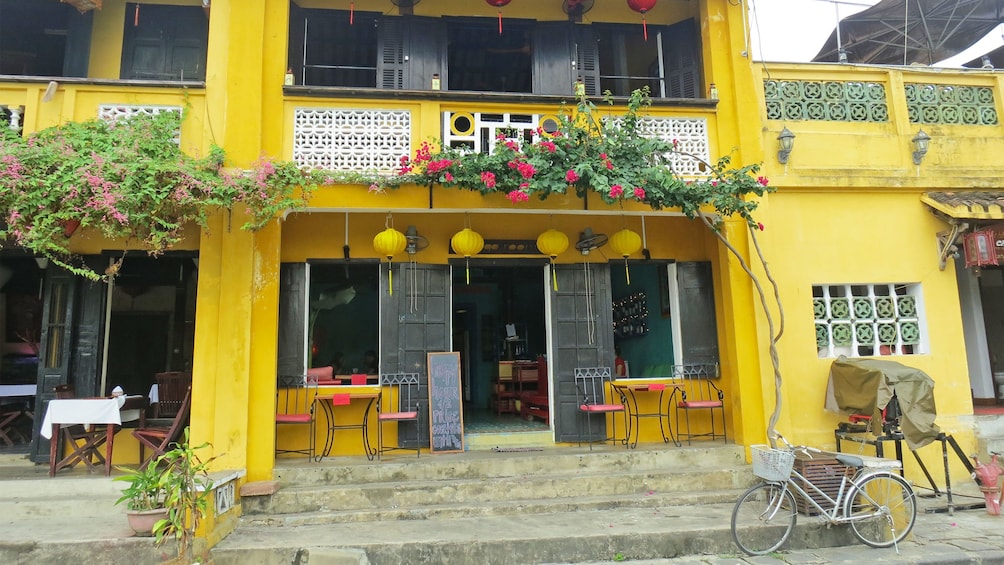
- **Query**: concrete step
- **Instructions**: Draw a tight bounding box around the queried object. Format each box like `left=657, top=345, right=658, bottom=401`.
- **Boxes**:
left=213, top=503, right=859, bottom=565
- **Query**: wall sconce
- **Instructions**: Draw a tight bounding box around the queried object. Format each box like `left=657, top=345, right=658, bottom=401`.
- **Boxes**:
left=912, top=129, right=930, bottom=165
left=776, top=127, right=795, bottom=164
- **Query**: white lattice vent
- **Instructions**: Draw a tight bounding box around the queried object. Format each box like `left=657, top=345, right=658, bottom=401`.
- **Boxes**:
left=628, top=117, right=710, bottom=177
left=294, top=108, right=411, bottom=174
left=97, top=105, right=183, bottom=142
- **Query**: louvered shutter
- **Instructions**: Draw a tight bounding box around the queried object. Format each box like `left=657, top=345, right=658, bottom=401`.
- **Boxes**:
left=377, top=17, right=405, bottom=89
left=573, top=26, right=600, bottom=96
left=664, top=18, right=701, bottom=99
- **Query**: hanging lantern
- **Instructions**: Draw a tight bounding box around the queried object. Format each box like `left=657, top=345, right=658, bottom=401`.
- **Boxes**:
left=627, top=0, right=658, bottom=41
left=964, top=229, right=999, bottom=268
left=609, top=228, right=642, bottom=285
left=485, top=0, right=512, bottom=34
left=536, top=228, right=569, bottom=291
left=373, top=225, right=407, bottom=295
left=451, top=227, right=485, bottom=284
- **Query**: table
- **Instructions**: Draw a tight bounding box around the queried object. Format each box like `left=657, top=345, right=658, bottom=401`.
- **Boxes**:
left=0, top=384, right=36, bottom=446
left=41, top=396, right=141, bottom=476
left=314, top=391, right=380, bottom=461
left=613, top=380, right=682, bottom=448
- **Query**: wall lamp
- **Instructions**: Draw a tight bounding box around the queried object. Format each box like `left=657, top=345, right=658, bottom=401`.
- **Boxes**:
left=912, top=129, right=930, bottom=165
left=776, top=127, right=795, bottom=164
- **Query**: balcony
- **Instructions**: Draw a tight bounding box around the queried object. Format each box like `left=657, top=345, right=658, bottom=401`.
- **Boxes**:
left=755, top=63, right=1004, bottom=188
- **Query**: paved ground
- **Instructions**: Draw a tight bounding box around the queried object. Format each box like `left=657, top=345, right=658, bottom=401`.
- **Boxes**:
left=556, top=486, right=1004, bottom=565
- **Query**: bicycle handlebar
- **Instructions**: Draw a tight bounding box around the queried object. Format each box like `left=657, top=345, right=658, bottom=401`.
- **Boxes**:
left=769, top=432, right=822, bottom=457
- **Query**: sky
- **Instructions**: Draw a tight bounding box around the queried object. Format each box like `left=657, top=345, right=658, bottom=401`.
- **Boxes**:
left=746, top=0, right=1004, bottom=67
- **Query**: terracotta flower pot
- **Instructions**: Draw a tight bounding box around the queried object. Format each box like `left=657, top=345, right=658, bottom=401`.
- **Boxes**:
left=125, top=507, right=169, bottom=537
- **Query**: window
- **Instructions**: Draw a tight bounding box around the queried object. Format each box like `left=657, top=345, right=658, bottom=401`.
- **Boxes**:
left=813, top=283, right=926, bottom=358
left=589, top=20, right=699, bottom=99
left=300, top=10, right=379, bottom=88
left=120, top=3, right=208, bottom=81
left=308, top=263, right=380, bottom=378
left=447, top=21, right=532, bottom=93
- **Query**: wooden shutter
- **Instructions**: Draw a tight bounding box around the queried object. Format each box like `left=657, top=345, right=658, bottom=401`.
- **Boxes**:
left=551, top=263, right=614, bottom=442
left=277, top=263, right=307, bottom=377
left=381, top=262, right=449, bottom=446
left=664, top=18, right=701, bottom=99
left=405, top=16, right=445, bottom=91
left=677, top=262, right=720, bottom=364
left=377, top=17, right=406, bottom=89
left=573, top=26, right=601, bottom=96
left=120, top=4, right=207, bottom=80
left=533, top=22, right=574, bottom=95
left=63, top=10, right=93, bottom=77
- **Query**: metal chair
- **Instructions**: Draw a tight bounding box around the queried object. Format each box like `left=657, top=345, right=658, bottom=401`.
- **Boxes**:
left=574, top=367, right=627, bottom=450
left=671, top=363, right=726, bottom=445
left=274, top=374, right=318, bottom=460
left=377, top=372, right=421, bottom=459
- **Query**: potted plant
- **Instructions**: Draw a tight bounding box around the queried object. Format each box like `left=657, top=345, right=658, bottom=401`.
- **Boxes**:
left=115, top=428, right=217, bottom=563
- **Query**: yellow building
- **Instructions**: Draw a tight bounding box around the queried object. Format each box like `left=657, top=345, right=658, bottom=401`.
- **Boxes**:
left=0, top=0, right=997, bottom=547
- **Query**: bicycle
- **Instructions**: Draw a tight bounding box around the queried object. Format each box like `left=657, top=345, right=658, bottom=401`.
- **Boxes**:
left=730, top=434, right=918, bottom=556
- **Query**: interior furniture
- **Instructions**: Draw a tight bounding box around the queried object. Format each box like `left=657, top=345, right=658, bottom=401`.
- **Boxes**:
left=519, top=356, right=549, bottom=424
left=0, top=384, right=36, bottom=446
left=670, top=363, right=726, bottom=445
left=492, top=359, right=539, bottom=416
left=132, top=386, right=191, bottom=469
left=151, top=371, right=193, bottom=419
left=275, top=375, right=318, bottom=460
left=314, top=390, right=379, bottom=461
left=377, top=372, right=421, bottom=459
left=42, top=392, right=146, bottom=476
left=574, top=367, right=626, bottom=450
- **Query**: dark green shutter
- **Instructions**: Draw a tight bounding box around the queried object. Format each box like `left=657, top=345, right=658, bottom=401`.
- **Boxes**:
left=664, top=18, right=701, bottom=99
left=277, top=263, right=307, bottom=377
left=677, top=262, right=719, bottom=364
left=573, top=26, right=601, bottom=96
left=533, top=22, right=574, bottom=95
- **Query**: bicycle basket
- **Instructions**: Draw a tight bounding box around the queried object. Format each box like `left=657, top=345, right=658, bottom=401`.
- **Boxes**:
left=751, top=445, right=795, bottom=481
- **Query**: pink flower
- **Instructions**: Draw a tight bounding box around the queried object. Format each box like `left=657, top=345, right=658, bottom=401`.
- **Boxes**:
left=425, top=159, right=453, bottom=174
left=633, top=187, right=646, bottom=200
left=507, top=190, right=529, bottom=203
left=757, top=176, right=769, bottom=186
left=444, top=172, right=454, bottom=182
left=566, top=170, right=579, bottom=183
left=538, top=140, right=556, bottom=153
left=605, top=161, right=614, bottom=170
left=711, top=180, right=718, bottom=187
left=481, top=171, right=496, bottom=189
left=672, top=139, right=679, bottom=148
left=609, top=185, right=624, bottom=198
left=758, top=222, right=765, bottom=231
left=505, top=140, right=520, bottom=151
left=599, top=153, right=607, bottom=160
left=517, top=162, right=536, bottom=180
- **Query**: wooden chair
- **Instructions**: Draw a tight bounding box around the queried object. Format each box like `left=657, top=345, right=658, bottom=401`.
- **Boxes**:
left=671, top=363, right=726, bottom=445
left=51, top=384, right=109, bottom=472
left=377, top=372, right=421, bottom=459
left=275, top=374, right=318, bottom=460
left=520, top=356, right=549, bottom=424
left=132, top=386, right=192, bottom=469
left=574, top=367, right=627, bottom=450
left=152, top=371, right=192, bottom=419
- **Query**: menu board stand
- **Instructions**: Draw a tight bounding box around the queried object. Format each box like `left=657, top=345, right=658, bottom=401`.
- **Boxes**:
left=427, top=352, right=464, bottom=453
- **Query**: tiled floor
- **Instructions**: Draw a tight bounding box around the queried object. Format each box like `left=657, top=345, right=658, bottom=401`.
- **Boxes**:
left=464, top=407, right=548, bottom=433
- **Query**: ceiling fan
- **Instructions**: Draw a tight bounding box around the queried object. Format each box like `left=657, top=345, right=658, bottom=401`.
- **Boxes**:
left=575, top=228, right=608, bottom=255
left=405, top=226, right=429, bottom=256
left=562, top=0, right=595, bottom=21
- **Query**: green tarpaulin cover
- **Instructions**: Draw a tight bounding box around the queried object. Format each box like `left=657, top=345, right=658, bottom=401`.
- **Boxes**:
left=824, top=356, right=940, bottom=450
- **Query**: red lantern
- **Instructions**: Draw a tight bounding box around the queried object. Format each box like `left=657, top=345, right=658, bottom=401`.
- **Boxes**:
left=485, top=0, right=512, bottom=34
left=627, top=0, right=658, bottom=41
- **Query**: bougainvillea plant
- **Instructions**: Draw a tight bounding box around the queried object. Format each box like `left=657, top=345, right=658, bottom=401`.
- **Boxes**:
left=391, top=87, right=787, bottom=442
left=0, top=111, right=328, bottom=280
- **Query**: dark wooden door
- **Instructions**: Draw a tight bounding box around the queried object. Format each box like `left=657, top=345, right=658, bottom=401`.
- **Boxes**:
left=551, top=263, right=614, bottom=442
left=120, top=3, right=208, bottom=80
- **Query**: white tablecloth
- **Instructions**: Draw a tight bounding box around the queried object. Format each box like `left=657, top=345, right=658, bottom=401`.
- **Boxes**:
left=40, top=396, right=127, bottom=439
left=0, top=384, right=37, bottom=398
left=148, top=384, right=159, bottom=404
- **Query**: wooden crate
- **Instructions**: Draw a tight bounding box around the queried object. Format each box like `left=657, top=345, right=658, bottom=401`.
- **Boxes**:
left=792, top=452, right=855, bottom=515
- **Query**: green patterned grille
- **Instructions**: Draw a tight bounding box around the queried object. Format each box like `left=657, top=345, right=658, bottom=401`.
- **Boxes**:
left=764, top=79, right=889, bottom=122
left=905, top=83, right=998, bottom=125
left=813, top=283, right=924, bottom=358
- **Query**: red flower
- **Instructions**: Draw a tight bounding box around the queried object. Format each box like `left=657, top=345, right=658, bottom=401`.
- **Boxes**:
left=444, top=172, right=454, bottom=182
left=538, top=140, right=556, bottom=153
left=481, top=171, right=496, bottom=189
left=757, top=222, right=765, bottom=231
left=599, top=153, right=607, bottom=160
left=609, top=185, right=624, bottom=198
left=605, top=160, right=614, bottom=170
left=757, top=176, right=769, bottom=186
left=517, top=162, right=536, bottom=180
left=507, top=190, right=529, bottom=203
left=633, top=187, right=646, bottom=200
left=566, top=170, right=579, bottom=183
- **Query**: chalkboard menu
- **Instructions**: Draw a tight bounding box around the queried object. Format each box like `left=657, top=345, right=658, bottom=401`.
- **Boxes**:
left=427, top=352, right=464, bottom=453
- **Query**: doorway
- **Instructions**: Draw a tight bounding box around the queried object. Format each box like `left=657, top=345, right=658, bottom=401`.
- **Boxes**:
left=452, top=262, right=549, bottom=433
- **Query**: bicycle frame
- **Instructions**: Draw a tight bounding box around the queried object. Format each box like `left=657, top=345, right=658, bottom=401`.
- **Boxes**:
left=769, top=467, right=893, bottom=524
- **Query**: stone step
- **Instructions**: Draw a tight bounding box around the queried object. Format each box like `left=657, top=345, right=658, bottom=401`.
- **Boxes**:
left=247, top=466, right=753, bottom=516
left=244, top=488, right=748, bottom=527
left=273, top=444, right=746, bottom=486
left=213, top=503, right=858, bottom=565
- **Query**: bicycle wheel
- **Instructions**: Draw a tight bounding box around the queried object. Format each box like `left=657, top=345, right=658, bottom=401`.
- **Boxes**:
left=844, top=472, right=917, bottom=548
left=731, top=482, right=798, bottom=556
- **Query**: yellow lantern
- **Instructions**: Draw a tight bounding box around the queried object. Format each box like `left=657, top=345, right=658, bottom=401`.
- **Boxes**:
left=609, top=228, right=642, bottom=285
left=536, top=228, right=568, bottom=291
left=373, top=226, right=406, bottom=294
left=451, top=227, right=484, bottom=284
